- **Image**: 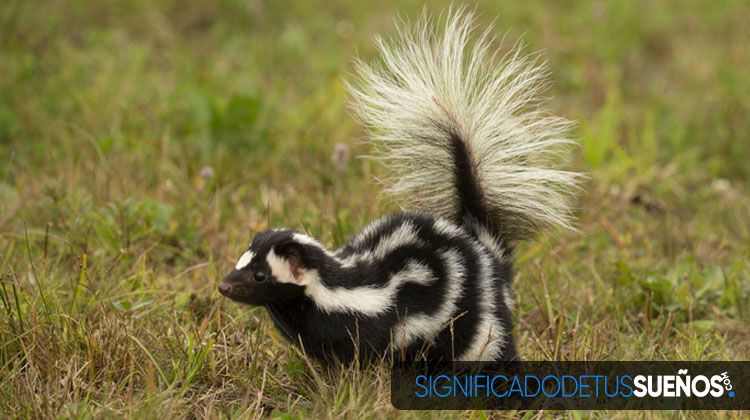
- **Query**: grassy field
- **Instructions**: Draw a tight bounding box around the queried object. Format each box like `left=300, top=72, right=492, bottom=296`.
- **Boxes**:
left=1, top=0, right=749, bottom=417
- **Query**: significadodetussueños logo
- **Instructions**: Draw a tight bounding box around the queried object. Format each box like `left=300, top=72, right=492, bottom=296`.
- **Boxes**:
left=632, top=370, right=734, bottom=398
left=414, top=369, right=735, bottom=399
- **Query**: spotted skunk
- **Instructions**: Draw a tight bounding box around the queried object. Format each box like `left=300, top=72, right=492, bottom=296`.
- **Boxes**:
left=218, top=10, right=580, bottom=363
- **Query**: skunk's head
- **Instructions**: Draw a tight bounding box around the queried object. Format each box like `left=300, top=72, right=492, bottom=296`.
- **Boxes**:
left=218, top=229, right=320, bottom=306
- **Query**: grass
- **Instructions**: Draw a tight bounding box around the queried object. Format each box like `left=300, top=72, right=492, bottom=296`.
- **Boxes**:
left=1, top=0, right=748, bottom=417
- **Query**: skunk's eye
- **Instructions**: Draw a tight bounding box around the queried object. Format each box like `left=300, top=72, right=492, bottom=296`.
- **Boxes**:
left=254, top=271, right=268, bottom=282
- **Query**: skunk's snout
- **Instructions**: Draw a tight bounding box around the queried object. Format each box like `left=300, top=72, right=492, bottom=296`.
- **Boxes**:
left=218, top=270, right=242, bottom=297
left=218, top=281, right=233, bottom=296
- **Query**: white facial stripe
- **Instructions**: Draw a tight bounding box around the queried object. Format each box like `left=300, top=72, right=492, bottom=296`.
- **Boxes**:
left=267, top=246, right=323, bottom=286
left=266, top=249, right=298, bottom=284
left=235, top=250, right=255, bottom=270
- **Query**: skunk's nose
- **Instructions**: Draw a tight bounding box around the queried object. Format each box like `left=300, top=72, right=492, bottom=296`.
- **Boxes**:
left=218, top=281, right=234, bottom=296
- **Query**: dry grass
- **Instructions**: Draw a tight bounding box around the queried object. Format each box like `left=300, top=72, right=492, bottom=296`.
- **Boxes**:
left=1, top=0, right=748, bottom=418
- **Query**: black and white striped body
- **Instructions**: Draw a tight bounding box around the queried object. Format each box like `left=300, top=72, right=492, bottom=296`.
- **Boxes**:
left=258, top=213, right=515, bottom=362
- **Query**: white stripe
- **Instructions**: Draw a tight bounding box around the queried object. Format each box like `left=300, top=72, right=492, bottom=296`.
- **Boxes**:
left=235, top=251, right=255, bottom=270
left=291, top=232, right=362, bottom=269
left=458, top=247, right=504, bottom=361
left=266, top=248, right=323, bottom=285
left=474, top=225, right=507, bottom=262
left=293, top=232, right=344, bottom=261
left=433, top=218, right=464, bottom=238
left=305, top=260, right=434, bottom=315
left=266, top=249, right=295, bottom=283
left=341, top=221, right=422, bottom=267
left=349, top=217, right=391, bottom=248
left=292, top=233, right=325, bottom=249
left=371, top=221, right=421, bottom=259
left=391, top=249, right=465, bottom=353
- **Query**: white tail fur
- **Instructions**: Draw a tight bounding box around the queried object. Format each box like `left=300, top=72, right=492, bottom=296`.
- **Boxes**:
left=347, top=8, right=582, bottom=241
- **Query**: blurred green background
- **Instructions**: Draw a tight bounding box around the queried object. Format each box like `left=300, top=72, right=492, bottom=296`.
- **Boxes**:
left=1, top=0, right=748, bottom=417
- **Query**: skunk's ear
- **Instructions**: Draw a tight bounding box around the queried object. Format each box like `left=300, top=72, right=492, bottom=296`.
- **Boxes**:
left=273, top=240, right=307, bottom=282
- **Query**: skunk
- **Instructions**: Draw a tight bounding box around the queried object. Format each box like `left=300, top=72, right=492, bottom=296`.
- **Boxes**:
left=218, top=9, right=580, bottom=363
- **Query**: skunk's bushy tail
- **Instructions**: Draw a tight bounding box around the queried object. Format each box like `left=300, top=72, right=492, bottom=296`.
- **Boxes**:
left=348, top=9, right=581, bottom=241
